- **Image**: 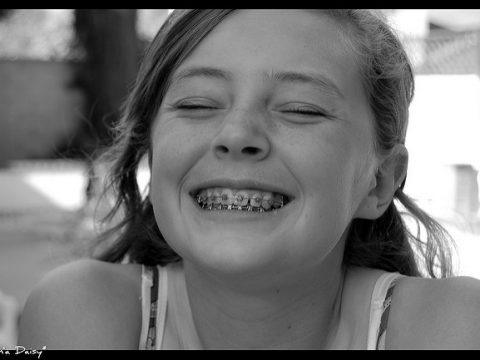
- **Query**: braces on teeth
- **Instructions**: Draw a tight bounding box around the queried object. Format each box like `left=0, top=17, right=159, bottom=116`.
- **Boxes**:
left=195, top=190, right=286, bottom=212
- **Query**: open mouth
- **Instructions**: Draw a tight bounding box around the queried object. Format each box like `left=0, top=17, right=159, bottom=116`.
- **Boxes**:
left=189, top=187, right=291, bottom=213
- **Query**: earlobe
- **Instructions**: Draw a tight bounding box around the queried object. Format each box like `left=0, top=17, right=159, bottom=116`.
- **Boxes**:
left=355, top=145, right=408, bottom=220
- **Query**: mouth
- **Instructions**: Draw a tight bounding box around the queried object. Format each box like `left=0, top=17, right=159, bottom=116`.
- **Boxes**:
left=189, top=187, right=292, bottom=213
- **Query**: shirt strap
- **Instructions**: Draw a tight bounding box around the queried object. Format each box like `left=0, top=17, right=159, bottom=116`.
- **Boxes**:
left=375, top=281, right=397, bottom=350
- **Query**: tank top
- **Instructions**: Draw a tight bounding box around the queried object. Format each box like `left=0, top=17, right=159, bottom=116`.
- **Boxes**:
left=138, top=263, right=403, bottom=350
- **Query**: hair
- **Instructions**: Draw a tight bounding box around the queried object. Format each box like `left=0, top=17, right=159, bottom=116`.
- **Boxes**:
left=90, top=9, right=455, bottom=277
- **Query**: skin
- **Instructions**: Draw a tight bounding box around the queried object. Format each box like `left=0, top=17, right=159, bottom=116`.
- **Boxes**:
left=151, top=9, right=381, bottom=276
left=17, top=10, right=480, bottom=350
left=149, top=10, right=385, bottom=349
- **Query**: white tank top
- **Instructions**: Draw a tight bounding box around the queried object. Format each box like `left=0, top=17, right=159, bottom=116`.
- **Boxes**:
left=138, top=263, right=403, bottom=350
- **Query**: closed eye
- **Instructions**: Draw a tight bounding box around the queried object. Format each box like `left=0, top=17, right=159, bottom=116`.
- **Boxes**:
left=177, top=104, right=217, bottom=110
left=285, top=108, right=326, bottom=116
left=282, top=104, right=328, bottom=117
left=171, top=100, right=222, bottom=119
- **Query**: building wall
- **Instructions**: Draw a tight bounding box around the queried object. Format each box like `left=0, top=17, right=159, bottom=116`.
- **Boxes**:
left=405, top=74, right=480, bottom=222
left=0, top=60, right=85, bottom=166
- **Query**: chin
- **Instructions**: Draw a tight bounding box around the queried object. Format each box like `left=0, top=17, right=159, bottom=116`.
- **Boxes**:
left=183, top=233, right=284, bottom=277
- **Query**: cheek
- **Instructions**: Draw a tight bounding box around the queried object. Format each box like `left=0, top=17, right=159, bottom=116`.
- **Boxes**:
left=149, top=120, right=209, bottom=254
left=150, top=120, right=208, bottom=190
left=285, top=128, right=356, bottom=192
left=285, top=128, right=368, bottom=226
left=149, top=121, right=201, bottom=231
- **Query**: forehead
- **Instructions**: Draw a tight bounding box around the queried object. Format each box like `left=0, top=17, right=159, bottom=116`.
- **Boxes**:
left=172, top=10, right=366, bottom=104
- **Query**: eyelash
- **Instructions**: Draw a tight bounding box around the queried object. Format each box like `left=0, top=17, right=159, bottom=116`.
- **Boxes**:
left=176, top=104, right=215, bottom=110
left=285, top=108, right=326, bottom=116
left=174, top=103, right=329, bottom=118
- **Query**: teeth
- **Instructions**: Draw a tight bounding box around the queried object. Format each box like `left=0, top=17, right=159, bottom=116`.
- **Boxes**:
left=272, top=194, right=284, bottom=209
left=234, top=191, right=249, bottom=207
left=194, top=187, right=288, bottom=212
left=249, top=192, right=263, bottom=208
left=261, top=192, right=273, bottom=211
left=206, top=189, right=214, bottom=206
left=220, top=189, right=234, bottom=206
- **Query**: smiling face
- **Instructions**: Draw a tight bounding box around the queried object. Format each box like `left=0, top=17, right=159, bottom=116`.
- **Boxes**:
left=150, top=10, right=379, bottom=278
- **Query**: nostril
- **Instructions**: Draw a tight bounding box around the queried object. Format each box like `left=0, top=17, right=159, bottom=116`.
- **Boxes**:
left=216, top=145, right=229, bottom=154
left=214, top=144, right=267, bottom=159
left=242, top=146, right=261, bottom=155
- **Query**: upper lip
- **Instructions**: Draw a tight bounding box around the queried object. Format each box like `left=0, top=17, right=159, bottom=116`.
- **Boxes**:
left=188, top=178, right=295, bottom=200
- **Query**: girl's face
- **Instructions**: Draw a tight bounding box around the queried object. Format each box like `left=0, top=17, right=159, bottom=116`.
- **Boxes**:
left=150, top=10, right=378, bottom=277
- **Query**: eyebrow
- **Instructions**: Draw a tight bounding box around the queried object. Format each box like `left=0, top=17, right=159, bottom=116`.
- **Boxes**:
left=171, top=66, right=345, bottom=100
left=172, top=66, right=233, bottom=83
left=269, top=70, right=345, bottom=100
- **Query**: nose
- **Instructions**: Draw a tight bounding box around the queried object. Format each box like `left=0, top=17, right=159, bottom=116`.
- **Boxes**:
left=212, top=108, right=271, bottom=162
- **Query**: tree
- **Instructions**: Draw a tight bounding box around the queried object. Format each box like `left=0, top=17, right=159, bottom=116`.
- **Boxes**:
left=65, top=9, right=139, bottom=158
left=0, top=9, right=12, bottom=19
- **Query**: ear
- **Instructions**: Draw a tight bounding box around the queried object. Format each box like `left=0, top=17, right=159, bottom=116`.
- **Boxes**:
left=354, top=144, right=408, bottom=220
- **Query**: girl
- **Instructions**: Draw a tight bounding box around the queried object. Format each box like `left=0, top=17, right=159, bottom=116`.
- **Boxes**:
left=18, top=10, right=480, bottom=349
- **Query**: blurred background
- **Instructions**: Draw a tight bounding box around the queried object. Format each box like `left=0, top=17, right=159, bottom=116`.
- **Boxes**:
left=0, top=9, right=479, bottom=347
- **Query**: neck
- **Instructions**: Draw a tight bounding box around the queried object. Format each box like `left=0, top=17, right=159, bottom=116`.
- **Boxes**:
left=183, top=253, right=346, bottom=349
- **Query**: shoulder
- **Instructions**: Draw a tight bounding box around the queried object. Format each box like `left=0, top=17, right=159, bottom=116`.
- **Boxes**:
left=387, top=275, right=480, bottom=349
left=18, top=258, right=143, bottom=349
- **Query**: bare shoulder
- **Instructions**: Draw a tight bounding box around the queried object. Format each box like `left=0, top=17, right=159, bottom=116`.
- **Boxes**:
left=387, top=274, right=480, bottom=349
left=18, top=258, right=143, bottom=349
